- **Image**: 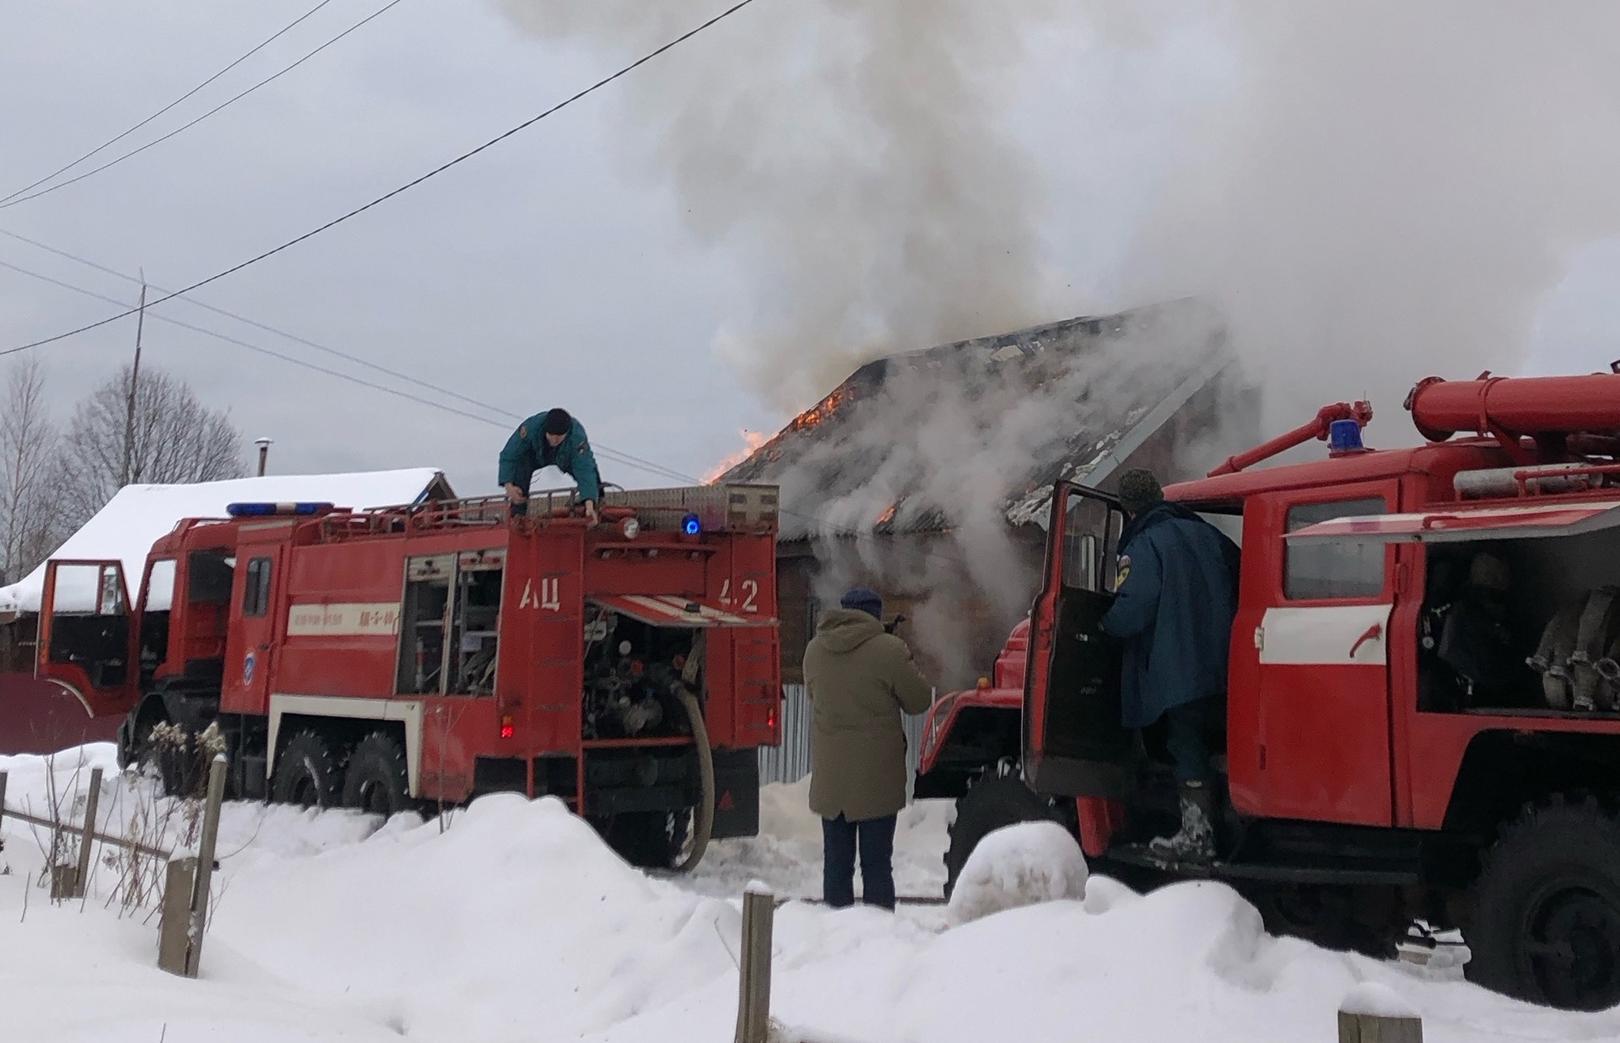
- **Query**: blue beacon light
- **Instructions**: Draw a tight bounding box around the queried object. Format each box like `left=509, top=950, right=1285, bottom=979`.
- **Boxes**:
left=681, top=513, right=702, bottom=536
left=226, top=501, right=334, bottom=517
left=1327, top=419, right=1366, bottom=456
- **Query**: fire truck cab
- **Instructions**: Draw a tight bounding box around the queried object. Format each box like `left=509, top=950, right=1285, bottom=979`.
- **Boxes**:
left=35, top=485, right=782, bottom=869
left=919, top=371, right=1620, bottom=1010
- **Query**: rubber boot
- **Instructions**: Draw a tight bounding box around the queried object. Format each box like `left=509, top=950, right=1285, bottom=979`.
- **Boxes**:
left=1149, top=780, right=1215, bottom=863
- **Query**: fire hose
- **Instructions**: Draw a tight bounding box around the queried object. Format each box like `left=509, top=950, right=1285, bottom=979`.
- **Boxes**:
left=673, top=634, right=715, bottom=873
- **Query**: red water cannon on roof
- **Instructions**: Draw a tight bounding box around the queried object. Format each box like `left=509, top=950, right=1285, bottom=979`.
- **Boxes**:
left=1207, top=400, right=1374, bottom=477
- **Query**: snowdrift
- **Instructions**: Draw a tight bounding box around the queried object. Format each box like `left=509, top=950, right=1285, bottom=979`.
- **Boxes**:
left=4, top=748, right=1620, bottom=1043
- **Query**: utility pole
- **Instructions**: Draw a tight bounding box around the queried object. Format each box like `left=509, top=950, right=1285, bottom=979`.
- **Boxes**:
left=121, top=275, right=147, bottom=488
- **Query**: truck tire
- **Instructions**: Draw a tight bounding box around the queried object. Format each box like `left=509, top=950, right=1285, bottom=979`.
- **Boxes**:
left=1244, top=883, right=1402, bottom=961
left=603, top=810, right=691, bottom=869
left=271, top=730, right=341, bottom=810
left=1465, top=795, right=1620, bottom=1010
left=944, top=774, right=1063, bottom=898
left=341, top=732, right=414, bottom=818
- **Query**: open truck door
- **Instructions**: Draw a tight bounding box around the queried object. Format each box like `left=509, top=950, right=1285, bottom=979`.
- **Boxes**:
left=36, top=559, right=138, bottom=719
left=1023, top=482, right=1134, bottom=797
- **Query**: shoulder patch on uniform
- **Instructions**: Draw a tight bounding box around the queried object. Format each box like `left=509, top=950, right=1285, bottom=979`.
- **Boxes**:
left=577, top=441, right=589, bottom=455
left=1115, top=554, right=1132, bottom=591
left=518, top=424, right=527, bottom=439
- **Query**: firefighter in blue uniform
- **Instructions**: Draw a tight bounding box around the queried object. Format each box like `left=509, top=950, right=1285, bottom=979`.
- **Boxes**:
left=499, top=408, right=602, bottom=523
left=1100, top=468, right=1240, bottom=862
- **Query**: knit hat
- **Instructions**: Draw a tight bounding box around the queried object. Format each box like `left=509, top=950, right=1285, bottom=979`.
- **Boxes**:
left=542, top=408, right=573, bottom=436
left=1117, top=468, right=1164, bottom=516
left=839, top=587, right=883, bottom=620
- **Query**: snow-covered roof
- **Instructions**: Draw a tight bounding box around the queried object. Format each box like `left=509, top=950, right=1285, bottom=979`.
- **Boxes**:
left=0, top=468, right=451, bottom=615
left=721, top=301, right=1232, bottom=541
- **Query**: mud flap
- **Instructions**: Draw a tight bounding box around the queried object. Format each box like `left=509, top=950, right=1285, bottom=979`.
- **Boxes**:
left=709, top=748, right=760, bottom=839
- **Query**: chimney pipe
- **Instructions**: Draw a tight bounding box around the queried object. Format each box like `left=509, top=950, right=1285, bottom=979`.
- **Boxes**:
left=255, top=437, right=273, bottom=477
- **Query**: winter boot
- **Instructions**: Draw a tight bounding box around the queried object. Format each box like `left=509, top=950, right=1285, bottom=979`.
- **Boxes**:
left=1149, top=780, right=1216, bottom=863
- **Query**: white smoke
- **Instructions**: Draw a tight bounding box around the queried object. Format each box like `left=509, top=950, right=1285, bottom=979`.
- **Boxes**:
left=498, top=1, right=1620, bottom=677
left=1100, top=1, right=1620, bottom=436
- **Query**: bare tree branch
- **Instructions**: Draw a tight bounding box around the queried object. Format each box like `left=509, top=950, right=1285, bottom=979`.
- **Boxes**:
left=0, top=359, right=66, bottom=582
left=59, top=365, right=244, bottom=527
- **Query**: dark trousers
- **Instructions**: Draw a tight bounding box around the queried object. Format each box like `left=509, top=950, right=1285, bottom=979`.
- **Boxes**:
left=822, top=813, right=897, bottom=910
left=1165, top=698, right=1216, bottom=784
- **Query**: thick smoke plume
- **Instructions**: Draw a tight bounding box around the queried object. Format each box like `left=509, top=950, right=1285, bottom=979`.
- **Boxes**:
left=1105, top=1, right=1620, bottom=436
left=498, top=0, right=1061, bottom=410
left=500, top=1, right=1620, bottom=679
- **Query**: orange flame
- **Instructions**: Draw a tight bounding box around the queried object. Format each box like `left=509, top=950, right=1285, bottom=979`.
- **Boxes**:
left=875, top=503, right=897, bottom=527
left=704, top=428, right=771, bottom=484
left=789, top=388, right=848, bottom=432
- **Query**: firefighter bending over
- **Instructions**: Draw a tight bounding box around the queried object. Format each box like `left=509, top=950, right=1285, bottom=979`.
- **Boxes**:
left=1101, top=469, right=1240, bottom=862
left=499, top=408, right=601, bottom=523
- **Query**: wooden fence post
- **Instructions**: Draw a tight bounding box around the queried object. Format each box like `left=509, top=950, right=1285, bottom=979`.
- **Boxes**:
left=734, top=886, right=775, bottom=1043
left=157, top=856, right=199, bottom=976
left=1338, top=987, right=1422, bottom=1043
left=71, top=767, right=104, bottom=899
left=183, top=755, right=227, bottom=977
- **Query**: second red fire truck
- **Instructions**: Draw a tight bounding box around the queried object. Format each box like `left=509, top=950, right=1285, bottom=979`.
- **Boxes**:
left=36, top=484, right=782, bottom=869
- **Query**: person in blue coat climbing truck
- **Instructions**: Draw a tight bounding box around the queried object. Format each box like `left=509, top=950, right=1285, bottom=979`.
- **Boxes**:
left=498, top=408, right=601, bottom=523
left=1100, top=468, right=1240, bottom=863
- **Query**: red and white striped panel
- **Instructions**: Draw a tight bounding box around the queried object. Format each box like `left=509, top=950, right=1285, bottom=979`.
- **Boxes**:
left=589, top=594, right=766, bottom=628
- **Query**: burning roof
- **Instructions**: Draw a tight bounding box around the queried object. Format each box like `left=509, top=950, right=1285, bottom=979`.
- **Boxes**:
left=719, top=300, right=1232, bottom=541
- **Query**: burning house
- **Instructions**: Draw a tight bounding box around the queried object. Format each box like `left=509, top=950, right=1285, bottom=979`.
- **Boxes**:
left=721, top=301, right=1254, bottom=688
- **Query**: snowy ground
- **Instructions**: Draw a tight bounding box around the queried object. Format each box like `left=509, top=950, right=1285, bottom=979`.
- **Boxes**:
left=4, top=745, right=1620, bottom=1042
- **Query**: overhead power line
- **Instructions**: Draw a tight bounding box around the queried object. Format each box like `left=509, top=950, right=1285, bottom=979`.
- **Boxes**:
left=0, top=0, right=761, bottom=356
left=0, top=228, right=716, bottom=487
left=0, top=0, right=339, bottom=206
left=0, top=258, right=699, bottom=486
left=0, top=254, right=971, bottom=562
left=0, top=0, right=408, bottom=211
left=0, top=226, right=509, bottom=418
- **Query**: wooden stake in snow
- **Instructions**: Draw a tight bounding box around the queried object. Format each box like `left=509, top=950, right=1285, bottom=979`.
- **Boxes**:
left=184, top=755, right=228, bottom=978
left=158, top=857, right=199, bottom=976
left=1338, top=983, right=1422, bottom=1043
left=71, top=767, right=104, bottom=899
left=734, top=885, right=775, bottom=1043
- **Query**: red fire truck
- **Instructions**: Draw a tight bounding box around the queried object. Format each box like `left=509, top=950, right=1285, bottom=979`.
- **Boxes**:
left=35, top=485, right=781, bottom=869
left=918, top=370, right=1620, bottom=1009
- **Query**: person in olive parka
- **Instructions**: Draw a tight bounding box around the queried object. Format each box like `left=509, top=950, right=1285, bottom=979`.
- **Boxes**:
left=804, top=587, right=933, bottom=909
left=498, top=408, right=601, bottom=523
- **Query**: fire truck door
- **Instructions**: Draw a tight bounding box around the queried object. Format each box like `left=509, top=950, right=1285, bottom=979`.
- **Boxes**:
left=1254, top=488, right=1396, bottom=826
left=36, top=559, right=137, bottom=716
left=224, top=548, right=282, bottom=715
left=1023, top=482, right=1132, bottom=798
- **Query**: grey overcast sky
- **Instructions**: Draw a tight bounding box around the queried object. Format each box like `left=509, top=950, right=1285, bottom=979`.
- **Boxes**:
left=4, top=1, right=1619, bottom=499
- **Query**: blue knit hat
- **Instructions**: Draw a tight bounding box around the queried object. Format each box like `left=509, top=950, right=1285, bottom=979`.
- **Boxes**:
left=840, top=587, right=883, bottom=620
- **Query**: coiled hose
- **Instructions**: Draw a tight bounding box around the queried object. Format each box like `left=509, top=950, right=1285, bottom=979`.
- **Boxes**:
left=673, top=631, right=715, bottom=873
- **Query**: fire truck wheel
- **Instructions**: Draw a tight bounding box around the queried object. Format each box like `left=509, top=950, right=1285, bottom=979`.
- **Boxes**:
left=1243, top=884, right=1401, bottom=961
left=1465, top=795, right=1620, bottom=1011
left=342, top=733, right=414, bottom=817
left=270, top=730, right=342, bottom=810
left=944, top=774, right=1063, bottom=899
left=602, top=810, right=691, bottom=869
